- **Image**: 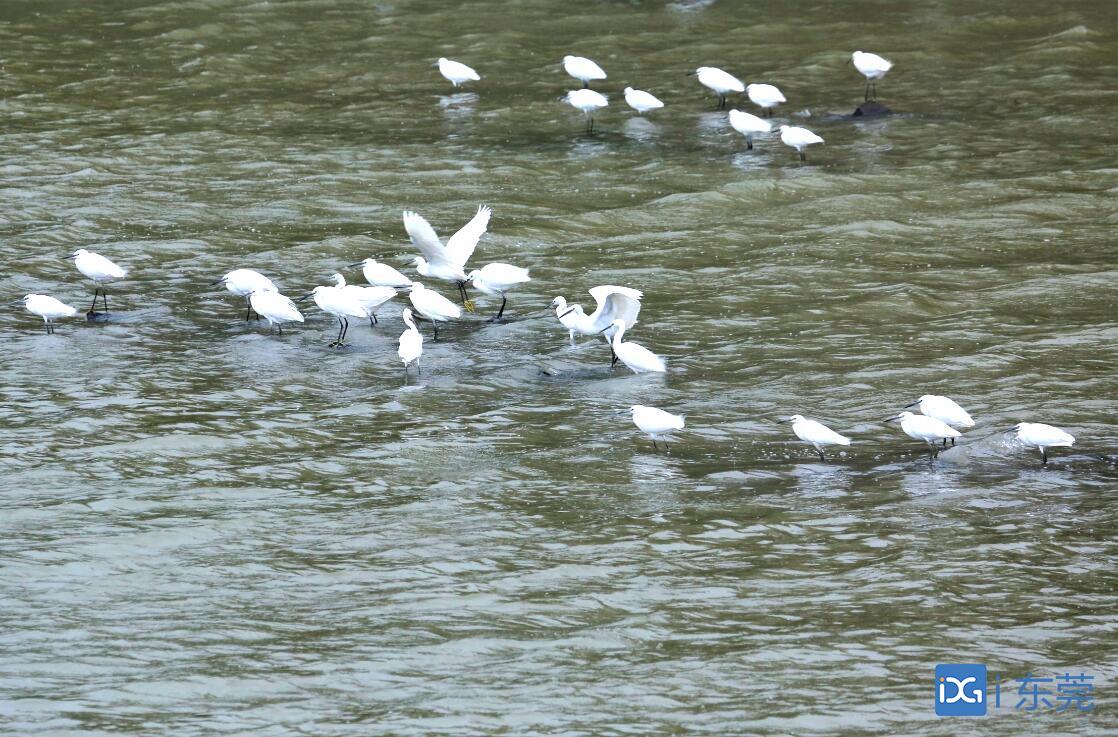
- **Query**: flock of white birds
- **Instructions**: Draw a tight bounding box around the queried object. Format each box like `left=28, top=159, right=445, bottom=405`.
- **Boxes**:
left=9, top=51, right=1081, bottom=465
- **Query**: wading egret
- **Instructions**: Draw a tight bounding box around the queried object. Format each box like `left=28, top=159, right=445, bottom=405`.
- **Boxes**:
left=348, top=257, right=412, bottom=289
left=404, top=206, right=490, bottom=309
left=212, top=269, right=277, bottom=320
left=885, top=411, right=961, bottom=459
left=564, top=89, right=608, bottom=133
left=1012, top=422, right=1075, bottom=465
left=630, top=405, right=684, bottom=450
left=306, top=285, right=367, bottom=347
left=788, top=415, right=851, bottom=461
left=466, top=263, right=530, bottom=320
left=623, top=87, right=664, bottom=115
left=746, top=83, right=786, bottom=117
left=852, top=51, right=892, bottom=101
left=729, top=109, right=771, bottom=150
left=563, top=55, right=606, bottom=87
left=438, top=58, right=480, bottom=88
left=63, top=248, right=127, bottom=315
left=13, top=294, right=77, bottom=334
left=249, top=290, right=303, bottom=335
left=690, top=66, right=744, bottom=109
left=550, top=285, right=642, bottom=358
left=408, top=282, right=461, bottom=340
left=602, top=318, right=665, bottom=374
left=398, top=307, right=424, bottom=381
left=779, top=125, right=824, bottom=161
left=330, top=273, right=399, bottom=326
left=905, top=394, right=974, bottom=446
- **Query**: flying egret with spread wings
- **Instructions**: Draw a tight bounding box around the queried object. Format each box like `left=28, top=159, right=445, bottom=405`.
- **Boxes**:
left=403, top=205, right=491, bottom=311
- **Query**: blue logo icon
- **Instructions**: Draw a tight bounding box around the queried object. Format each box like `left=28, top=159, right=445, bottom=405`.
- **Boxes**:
left=936, top=664, right=987, bottom=716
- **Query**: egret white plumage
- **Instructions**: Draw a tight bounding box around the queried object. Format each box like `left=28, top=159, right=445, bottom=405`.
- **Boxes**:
left=13, top=294, right=77, bottom=334
left=466, top=263, right=530, bottom=320
left=306, top=284, right=368, bottom=347
left=212, top=268, right=277, bottom=320
left=398, top=307, right=424, bottom=382
left=1012, top=422, right=1075, bottom=465
left=746, top=83, right=786, bottom=117
left=437, top=58, right=480, bottom=88
left=563, top=55, right=606, bottom=87
left=602, top=318, right=665, bottom=374
left=630, top=405, right=684, bottom=450
left=905, top=394, right=974, bottom=446
left=249, top=290, right=303, bottom=334
left=408, top=282, right=461, bottom=340
left=691, top=66, right=744, bottom=109
left=779, top=125, right=824, bottom=161
left=63, top=248, right=127, bottom=315
left=852, top=51, right=892, bottom=101
left=550, top=285, right=641, bottom=360
left=623, top=87, right=664, bottom=115
left=403, top=206, right=490, bottom=310
left=564, top=89, right=608, bottom=133
left=885, top=411, right=961, bottom=459
left=728, top=109, right=771, bottom=150
left=348, top=257, right=412, bottom=289
left=787, top=415, right=852, bottom=461
left=330, top=273, right=399, bottom=326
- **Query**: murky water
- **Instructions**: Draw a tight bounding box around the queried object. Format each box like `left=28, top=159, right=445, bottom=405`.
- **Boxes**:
left=2, top=1, right=1116, bottom=734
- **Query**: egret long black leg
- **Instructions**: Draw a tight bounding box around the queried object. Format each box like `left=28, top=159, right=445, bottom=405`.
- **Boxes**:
left=432, top=321, right=439, bottom=341
left=102, top=291, right=109, bottom=313
left=494, top=295, right=507, bottom=320
left=864, top=81, right=870, bottom=102
left=245, top=300, right=253, bottom=321
left=799, top=151, right=806, bottom=162
left=89, top=290, right=99, bottom=314
left=818, top=449, right=826, bottom=462
left=1041, top=449, right=1048, bottom=466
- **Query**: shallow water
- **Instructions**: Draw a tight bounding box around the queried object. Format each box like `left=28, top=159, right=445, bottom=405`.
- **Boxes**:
left=1, top=1, right=1117, bottom=734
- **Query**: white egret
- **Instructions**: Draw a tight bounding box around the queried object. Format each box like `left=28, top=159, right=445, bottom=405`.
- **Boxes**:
left=728, top=109, right=771, bottom=150
left=564, top=89, right=608, bottom=133
left=403, top=205, right=490, bottom=309
left=305, top=285, right=367, bottom=347
left=601, top=318, right=665, bottom=374
left=63, top=248, right=127, bottom=315
left=211, top=268, right=277, bottom=321
left=788, top=415, right=852, bottom=462
left=623, top=87, right=664, bottom=115
left=408, top=282, right=461, bottom=340
left=885, top=411, right=961, bottom=459
left=348, top=257, right=412, bottom=289
left=249, top=290, right=303, bottom=335
left=852, top=51, right=893, bottom=101
left=779, top=125, right=824, bottom=161
left=330, top=273, right=399, bottom=326
left=466, top=263, right=530, bottom=320
left=437, top=58, right=480, bottom=88
left=12, top=294, right=77, bottom=334
left=746, top=83, right=786, bottom=117
left=1013, top=422, right=1075, bottom=465
left=563, top=55, right=606, bottom=87
left=630, top=405, right=684, bottom=450
left=550, top=285, right=642, bottom=360
left=398, top=307, right=424, bottom=381
left=905, top=394, right=974, bottom=446
left=690, top=66, right=744, bottom=109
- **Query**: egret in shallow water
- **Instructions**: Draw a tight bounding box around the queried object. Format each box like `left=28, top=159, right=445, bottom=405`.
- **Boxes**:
left=466, top=263, right=530, bottom=320
left=408, top=282, right=461, bottom=340
left=885, top=411, right=960, bottom=459
left=404, top=206, right=490, bottom=309
left=249, top=290, right=303, bottom=335
left=623, top=87, right=664, bottom=115
left=788, top=415, right=851, bottom=462
left=906, top=394, right=974, bottom=446
left=550, top=285, right=641, bottom=356
left=1012, top=422, right=1075, bottom=465
left=13, top=294, right=77, bottom=334
left=729, top=109, right=771, bottom=150
left=563, top=55, right=606, bottom=87
left=305, top=284, right=367, bottom=347
left=690, top=66, right=744, bottom=109
left=63, top=248, right=127, bottom=316
left=630, top=405, right=684, bottom=450
left=398, top=307, right=424, bottom=382
left=779, top=125, right=824, bottom=161
left=564, top=89, right=608, bottom=133
left=852, top=51, right=892, bottom=101
left=746, top=83, right=786, bottom=117
left=212, top=269, right=277, bottom=321
left=602, top=318, right=665, bottom=374
left=330, top=273, right=399, bottom=326
left=348, top=257, right=412, bottom=289
left=437, top=58, right=480, bottom=88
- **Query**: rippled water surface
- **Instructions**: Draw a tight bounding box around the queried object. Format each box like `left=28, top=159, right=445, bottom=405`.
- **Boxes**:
left=2, top=1, right=1117, bottom=734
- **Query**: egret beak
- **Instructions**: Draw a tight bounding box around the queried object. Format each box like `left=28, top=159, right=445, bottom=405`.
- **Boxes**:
left=884, top=415, right=902, bottom=423
left=685, top=71, right=696, bottom=77
left=209, top=278, right=227, bottom=286
left=296, top=293, right=314, bottom=302
left=558, top=307, right=577, bottom=319
left=61, top=254, right=77, bottom=260
left=903, top=401, right=919, bottom=409
left=8, top=299, right=25, bottom=305
left=598, top=325, right=613, bottom=334
left=347, top=261, right=365, bottom=268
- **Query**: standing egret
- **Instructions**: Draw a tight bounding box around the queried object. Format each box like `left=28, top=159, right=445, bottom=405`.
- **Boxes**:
left=779, top=125, right=824, bottom=161
left=630, top=405, right=684, bottom=450
left=564, top=89, right=608, bottom=133
left=249, top=290, right=303, bottom=335
left=787, top=415, right=851, bottom=462
left=63, top=248, right=127, bottom=316
left=330, top=273, right=399, bottom=326
left=601, top=319, right=665, bottom=374
left=885, top=411, right=961, bottom=459
left=466, top=263, right=530, bottom=320
left=729, top=109, right=771, bottom=150
left=437, top=58, right=480, bottom=88
left=212, top=268, right=277, bottom=321
left=550, top=285, right=642, bottom=362
left=905, top=395, right=974, bottom=446
left=746, top=83, right=786, bottom=117
left=563, top=55, right=607, bottom=88
left=408, top=282, right=461, bottom=340
left=852, top=51, right=893, bottom=101
left=1012, top=422, right=1075, bottom=465
left=403, top=206, right=490, bottom=310
left=398, top=307, right=424, bottom=382
left=305, top=285, right=367, bottom=347
left=12, top=294, right=77, bottom=334
left=623, top=87, right=664, bottom=115
left=690, top=66, right=744, bottom=109
left=348, top=257, right=412, bottom=289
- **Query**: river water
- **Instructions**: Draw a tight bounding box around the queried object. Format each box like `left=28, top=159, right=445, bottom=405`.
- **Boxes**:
left=1, top=1, right=1116, bottom=734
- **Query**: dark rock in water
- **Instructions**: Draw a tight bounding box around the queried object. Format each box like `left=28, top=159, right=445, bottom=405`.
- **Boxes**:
left=853, top=101, right=892, bottom=117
